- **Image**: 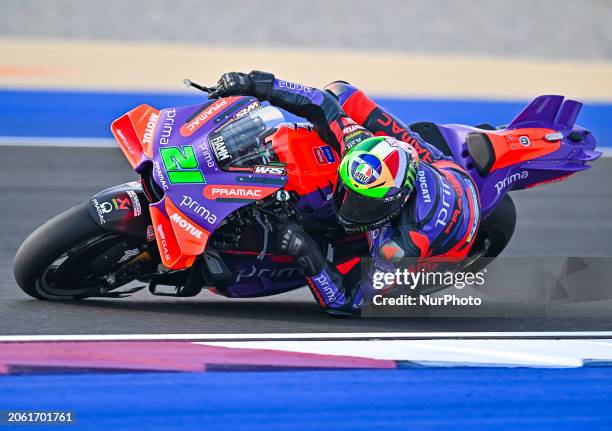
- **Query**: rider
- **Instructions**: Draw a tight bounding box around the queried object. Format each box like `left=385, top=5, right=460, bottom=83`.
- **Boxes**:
left=208, top=71, right=481, bottom=316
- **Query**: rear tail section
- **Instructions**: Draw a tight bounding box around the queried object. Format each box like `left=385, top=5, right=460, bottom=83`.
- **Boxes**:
left=501, top=94, right=601, bottom=182
left=463, top=95, right=601, bottom=214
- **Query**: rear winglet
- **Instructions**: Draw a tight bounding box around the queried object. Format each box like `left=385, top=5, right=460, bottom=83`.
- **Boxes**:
left=555, top=99, right=582, bottom=129
left=507, top=95, right=564, bottom=129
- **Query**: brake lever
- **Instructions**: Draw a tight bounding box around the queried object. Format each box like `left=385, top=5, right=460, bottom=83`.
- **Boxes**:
left=253, top=212, right=272, bottom=261
left=183, top=79, right=216, bottom=94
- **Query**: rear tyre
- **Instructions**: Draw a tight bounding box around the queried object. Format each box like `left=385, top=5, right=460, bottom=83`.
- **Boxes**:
left=418, top=194, right=516, bottom=295
left=462, top=194, right=517, bottom=273
left=14, top=203, right=120, bottom=300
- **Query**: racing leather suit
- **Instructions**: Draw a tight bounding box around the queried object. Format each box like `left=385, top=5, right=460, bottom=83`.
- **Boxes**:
left=230, top=73, right=482, bottom=315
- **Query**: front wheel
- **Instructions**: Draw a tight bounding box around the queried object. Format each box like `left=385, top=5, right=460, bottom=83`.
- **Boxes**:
left=13, top=203, right=155, bottom=300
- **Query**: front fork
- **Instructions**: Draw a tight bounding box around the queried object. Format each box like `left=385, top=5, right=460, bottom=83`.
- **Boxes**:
left=86, top=182, right=162, bottom=295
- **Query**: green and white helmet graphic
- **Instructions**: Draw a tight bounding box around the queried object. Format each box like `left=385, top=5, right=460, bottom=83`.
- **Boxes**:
left=339, top=136, right=419, bottom=198
left=333, top=136, right=420, bottom=230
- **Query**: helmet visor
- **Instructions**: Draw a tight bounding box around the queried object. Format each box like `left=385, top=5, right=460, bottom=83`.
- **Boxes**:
left=333, top=180, right=408, bottom=226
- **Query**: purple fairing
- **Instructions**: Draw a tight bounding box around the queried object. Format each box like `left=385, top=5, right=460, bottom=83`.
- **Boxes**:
left=134, top=96, right=331, bottom=298
left=137, top=94, right=600, bottom=299
left=294, top=184, right=336, bottom=224
left=139, top=98, right=289, bottom=234
left=435, top=95, right=601, bottom=216
left=214, top=253, right=305, bottom=298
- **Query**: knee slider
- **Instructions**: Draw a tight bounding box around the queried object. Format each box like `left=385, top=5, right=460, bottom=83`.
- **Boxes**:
left=376, top=239, right=406, bottom=263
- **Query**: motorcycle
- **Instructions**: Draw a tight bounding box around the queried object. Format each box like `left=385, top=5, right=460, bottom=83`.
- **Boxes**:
left=13, top=81, right=601, bottom=302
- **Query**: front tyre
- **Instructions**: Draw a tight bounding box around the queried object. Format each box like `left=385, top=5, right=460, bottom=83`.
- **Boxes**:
left=13, top=203, right=145, bottom=300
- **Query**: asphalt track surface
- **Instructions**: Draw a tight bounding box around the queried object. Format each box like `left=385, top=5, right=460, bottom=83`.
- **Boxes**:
left=1, top=145, right=611, bottom=335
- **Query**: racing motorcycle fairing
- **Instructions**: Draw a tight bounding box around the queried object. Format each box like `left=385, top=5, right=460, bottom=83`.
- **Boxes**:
left=211, top=252, right=305, bottom=298
left=476, top=127, right=561, bottom=173
left=111, top=94, right=348, bottom=270
left=112, top=97, right=290, bottom=269
left=436, top=95, right=601, bottom=215
left=267, top=123, right=340, bottom=195
left=111, top=104, right=160, bottom=168
left=265, top=123, right=341, bottom=225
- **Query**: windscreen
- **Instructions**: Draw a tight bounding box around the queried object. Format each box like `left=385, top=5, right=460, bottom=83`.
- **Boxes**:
left=207, top=106, right=285, bottom=170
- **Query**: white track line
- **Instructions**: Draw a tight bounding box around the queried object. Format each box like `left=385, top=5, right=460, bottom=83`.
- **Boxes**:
left=1, top=332, right=612, bottom=342
left=0, top=136, right=115, bottom=147
left=200, top=339, right=598, bottom=367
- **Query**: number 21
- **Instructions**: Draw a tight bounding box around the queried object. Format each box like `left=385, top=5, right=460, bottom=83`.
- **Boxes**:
left=159, top=146, right=206, bottom=184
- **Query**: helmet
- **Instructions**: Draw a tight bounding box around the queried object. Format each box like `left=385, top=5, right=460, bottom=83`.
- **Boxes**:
left=332, top=136, right=419, bottom=231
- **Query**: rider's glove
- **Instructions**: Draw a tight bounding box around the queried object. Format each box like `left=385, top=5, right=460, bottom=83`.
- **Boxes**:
left=208, top=72, right=252, bottom=98
left=276, top=222, right=326, bottom=276
left=208, top=71, right=275, bottom=100
left=276, top=222, right=362, bottom=317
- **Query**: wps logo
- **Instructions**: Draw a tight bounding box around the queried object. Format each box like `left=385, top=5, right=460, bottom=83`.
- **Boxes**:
left=180, top=99, right=231, bottom=137
left=253, top=165, right=286, bottom=175
left=203, top=185, right=277, bottom=201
